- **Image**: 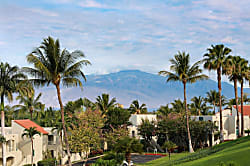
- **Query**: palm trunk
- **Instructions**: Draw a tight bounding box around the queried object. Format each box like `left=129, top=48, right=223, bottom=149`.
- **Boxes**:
left=31, top=138, right=34, bottom=165
left=125, top=152, right=131, bottom=166
left=234, top=79, right=240, bottom=137
left=213, top=103, right=216, bottom=115
left=217, top=68, right=224, bottom=142
left=1, top=94, right=6, bottom=166
left=29, top=107, right=33, bottom=120
left=55, top=84, right=72, bottom=166
left=183, top=82, right=194, bottom=153
left=240, top=81, right=244, bottom=136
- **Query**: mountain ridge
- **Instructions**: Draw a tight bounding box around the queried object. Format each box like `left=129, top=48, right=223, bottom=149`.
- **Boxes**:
left=37, top=70, right=250, bottom=109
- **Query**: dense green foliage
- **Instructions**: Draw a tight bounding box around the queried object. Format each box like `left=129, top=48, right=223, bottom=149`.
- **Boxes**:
left=37, top=158, right=56, bottom=166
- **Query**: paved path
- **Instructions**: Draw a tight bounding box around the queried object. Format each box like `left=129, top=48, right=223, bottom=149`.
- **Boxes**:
left=131, top=154, right=162, bottom=164
left=73, top=154, right=163, bottom=165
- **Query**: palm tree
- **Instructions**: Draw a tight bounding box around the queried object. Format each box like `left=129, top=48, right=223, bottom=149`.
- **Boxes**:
left=96, top=93, right=117, bottom=116
left=15, top=88, right=44, bottom=120
left=23, top=36, right=91, bottom=166
left=159, top=51, right=208, bottom=153
left=0, top=62, right=26, bottom=166
left=162, top=141, right=177, bottom=160
left=205, top=90, right=219, bottom=114
left=129, top=100, right=147, bottom=114
left=203, top=44, right=232, bottom=142
left=22, top=127, right=41, bottom=165
left=171, top=99, right=186, bottom=113
left=156, top=104, right=172, bottom=118
left=114, top=136, right=143, bottom=166
left=238, top=58, right=249, bottom=136
left=223, top=56, right=247, bottom=137
left=190, top=96, right=211, bottom=115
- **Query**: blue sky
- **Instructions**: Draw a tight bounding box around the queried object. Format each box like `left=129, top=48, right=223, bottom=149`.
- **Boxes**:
left=1, top=0, right=250, bottom=79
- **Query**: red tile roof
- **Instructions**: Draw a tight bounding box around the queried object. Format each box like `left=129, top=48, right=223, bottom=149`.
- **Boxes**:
left=233, top=105, right=250, bottom=116
left=14, top=119, right=48, bottom=134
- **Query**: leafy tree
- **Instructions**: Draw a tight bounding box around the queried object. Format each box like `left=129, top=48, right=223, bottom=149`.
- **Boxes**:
left=105, top=107, right=131, bottom=129
left=23, top=36, right=91, bottom=166
left=96, top=93, right=117, bottom=116
left=223, top=56, right=247, bottom=137
left=203, top=44, right=232, bottom=142
left=105, top=126, right=129, bottom=150
left=22, top=127, right=41, bottom=165
left=138, top=119, right=156, bottom=143
left=159, top=51, right=208, bottom=152
left=0, top=62, right=26, bottom=166
left=68, top=110, right=104, bottom=163
left=129, top=100, right=147, bottom=114
left=162, top=141, right=177, bottom=160
left=114, top=136, right=143, bottom=166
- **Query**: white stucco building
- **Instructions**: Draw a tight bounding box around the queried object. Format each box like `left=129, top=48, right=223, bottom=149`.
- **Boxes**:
left=0, top=119, right=81, bottom=166
left=191, top=105, right=250, bottom=143
left=128, top=114, right=157, bottom=139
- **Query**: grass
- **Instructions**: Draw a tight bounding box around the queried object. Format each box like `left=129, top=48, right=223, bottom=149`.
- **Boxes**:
left=138, top=136, right=250, bottom=166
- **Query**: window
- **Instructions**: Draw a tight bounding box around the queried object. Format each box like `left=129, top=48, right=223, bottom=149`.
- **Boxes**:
left=132, top=131, right=135, bottom=138
left=199, top=117, right=204, bottom=121
left=48, top=135, right=54, bottom=145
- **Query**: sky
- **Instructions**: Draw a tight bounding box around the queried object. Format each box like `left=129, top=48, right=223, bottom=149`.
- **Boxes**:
left=1, top=0, right=250, bottom=80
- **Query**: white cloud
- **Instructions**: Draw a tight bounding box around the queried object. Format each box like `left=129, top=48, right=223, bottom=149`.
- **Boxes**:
left=79, top=0, right=104, bottom=8
left=221, top=36, right=238, bottom=44
left=28, top=8, right=58, bottom=17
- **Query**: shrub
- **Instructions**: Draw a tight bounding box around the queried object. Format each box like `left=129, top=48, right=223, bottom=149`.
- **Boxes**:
left=102, top=152, right=125, bottom=164
left=91, top=158, right=117, bottom=166
left=23, top=164, right=35, bottom=166
left=37, top=158, right=56, bottom=166
left=90, top=149, right=104, bottom=157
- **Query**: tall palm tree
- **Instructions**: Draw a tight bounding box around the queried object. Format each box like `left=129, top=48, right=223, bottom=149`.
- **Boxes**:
left=23, top=36, right=91, bottom=166
left=159, top=51, right=208, bottom=153
left=203, top=44, right=232, bottom=142
left=0, top=62, right=26, bottom=166
left=238, top=58, right=249, bottom=136
left=15, top=88, right=44, bottom=120
left=223, top=56, right=247, bottom=137
left=129, top=100, right=147, bottom=114
left=96, top=93, right=117, bottom=116
left=22, top=127, right=41, bottom=165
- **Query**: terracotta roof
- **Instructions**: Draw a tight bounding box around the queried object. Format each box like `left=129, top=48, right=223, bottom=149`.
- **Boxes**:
left=14, top=119, right=48, bottom=134
left=233, top=105, right=250, bottom=116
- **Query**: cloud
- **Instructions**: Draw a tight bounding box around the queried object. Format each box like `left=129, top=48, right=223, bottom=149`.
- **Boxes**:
left=79, top=0, right=104, bottom=8
left=28, top=8, right=58, bottom=17
left=221, top=36, right=238, bottom=44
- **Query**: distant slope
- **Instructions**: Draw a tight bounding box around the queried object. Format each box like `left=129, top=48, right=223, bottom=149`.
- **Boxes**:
left=37, top=70, right=250, bottom=109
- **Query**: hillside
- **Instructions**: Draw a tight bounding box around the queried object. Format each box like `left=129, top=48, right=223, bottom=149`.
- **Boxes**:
left=139, top=136, right=250, bottom=166
left=37, top=70, right=250, bottom=109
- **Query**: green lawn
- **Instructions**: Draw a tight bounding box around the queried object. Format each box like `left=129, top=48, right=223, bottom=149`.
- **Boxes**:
left=138, top=136, right=250, bottom=166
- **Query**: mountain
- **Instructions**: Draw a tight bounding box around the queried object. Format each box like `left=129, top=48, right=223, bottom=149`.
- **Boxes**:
left=37, top=70, right=250, bottom=109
